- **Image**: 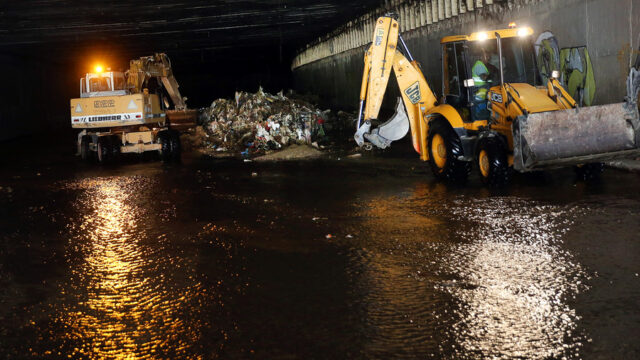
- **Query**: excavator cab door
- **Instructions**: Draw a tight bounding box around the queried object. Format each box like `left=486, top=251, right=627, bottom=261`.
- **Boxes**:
left=442, top=42, right=473, bottom=122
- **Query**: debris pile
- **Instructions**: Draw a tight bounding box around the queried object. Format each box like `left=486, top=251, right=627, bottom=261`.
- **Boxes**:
left=198, top=88, right=329, bottom=156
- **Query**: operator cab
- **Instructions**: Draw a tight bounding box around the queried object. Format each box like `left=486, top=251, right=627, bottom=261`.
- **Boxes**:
left=441, top=27, right=540, bottom=122
left=80, top=71, right=127, bottom=98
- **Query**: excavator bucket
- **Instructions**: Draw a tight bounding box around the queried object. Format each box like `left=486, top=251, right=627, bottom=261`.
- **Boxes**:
left=358, top=98, right=410, bottom=149
left=513, top=102, right=640, bottom=171
left=166, top=109, right=199, bottom=131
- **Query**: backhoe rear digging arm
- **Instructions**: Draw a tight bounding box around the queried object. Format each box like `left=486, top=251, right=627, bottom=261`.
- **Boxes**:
left=355, top=15, right=438, bottom=156
left=356, top=48, right=371, bottom=129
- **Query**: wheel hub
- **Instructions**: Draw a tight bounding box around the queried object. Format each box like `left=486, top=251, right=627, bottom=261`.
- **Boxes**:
left=479, top=150, right=490, bottom=177
left=437, top=143, right=446, bottom=158
left=431, top=134, right=447, bottom=168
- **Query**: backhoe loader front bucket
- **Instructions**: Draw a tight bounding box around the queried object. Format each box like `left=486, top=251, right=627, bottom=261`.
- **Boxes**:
left=513, top=102, right=640, bottom=171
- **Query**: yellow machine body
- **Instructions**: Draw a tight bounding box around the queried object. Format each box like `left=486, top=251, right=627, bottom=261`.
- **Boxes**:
left=70, top=92, right=164, bottom=129
left=70, top=53, right=196, bottom=162
left=355, top=15, right=640, bottom=184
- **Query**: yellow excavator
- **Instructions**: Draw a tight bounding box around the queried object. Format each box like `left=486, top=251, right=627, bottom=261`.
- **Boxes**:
left=355, top=14, right=640, bottom=186
left=70, top=53, right=197, bottom=162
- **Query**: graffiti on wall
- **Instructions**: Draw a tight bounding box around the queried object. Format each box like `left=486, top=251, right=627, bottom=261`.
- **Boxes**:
left=534, top=31, right=596, bottom=106
left=534, top=31, right=560, bottom=85
left=560, top=47, right=596, bottom=106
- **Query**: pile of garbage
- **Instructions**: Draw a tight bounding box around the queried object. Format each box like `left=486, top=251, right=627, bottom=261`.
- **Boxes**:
left=198, top=88, right=330, bottom=156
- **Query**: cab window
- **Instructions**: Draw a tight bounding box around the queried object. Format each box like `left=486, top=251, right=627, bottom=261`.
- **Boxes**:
left=443, top=43, right=459, bottom=96
left=443, top=42, right=470, bottom=113
left=89, top=77, right=111, bottom=92
left=114, top=74, right=126, bottom=90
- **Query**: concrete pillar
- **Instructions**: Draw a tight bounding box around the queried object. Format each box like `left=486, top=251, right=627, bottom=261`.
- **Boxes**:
left=402, top=4, right=408, bottom=31
left=372, top=16, right=376, bottom=35
left=410, top=3, right=417, bottom=30
left=467, top=0, right=474, bottom=11
left=451, top=0, right=458, bottom=17
left=351, top=26, right=356, bottom=48
left=438, top=0, right=445, bottom=21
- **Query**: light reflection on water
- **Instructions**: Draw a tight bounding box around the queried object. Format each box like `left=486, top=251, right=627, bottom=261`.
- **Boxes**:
left=443, top=198, right=589, bottom=359
left=59, top=177, right=204, bottom=359
left=350, top=186, right=589, bottom=359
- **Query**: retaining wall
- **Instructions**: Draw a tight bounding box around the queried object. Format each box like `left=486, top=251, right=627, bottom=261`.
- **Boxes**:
left=292, top=0, right=640, bottom=110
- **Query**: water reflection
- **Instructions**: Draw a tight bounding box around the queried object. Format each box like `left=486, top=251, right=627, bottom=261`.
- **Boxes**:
left=60, top=177, right=204, bottom=359
left=345, top=186, right=453, bottom=357
left=348, top=184, right=588, bottom=358
left=443, top=198, right=589, bottom=359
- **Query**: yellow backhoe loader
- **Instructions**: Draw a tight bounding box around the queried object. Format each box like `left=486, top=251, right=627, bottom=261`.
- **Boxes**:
left=70, top=53, right=197, bottom=162
left=355, top=14, right=640, bottom=186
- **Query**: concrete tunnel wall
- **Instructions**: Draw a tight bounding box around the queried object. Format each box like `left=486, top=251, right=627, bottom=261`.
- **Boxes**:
left=292, top=0, right=640, bottom=111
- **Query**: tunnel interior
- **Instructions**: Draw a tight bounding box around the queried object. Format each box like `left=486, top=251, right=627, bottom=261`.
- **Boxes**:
left=0, top=0, right=381, bottom=140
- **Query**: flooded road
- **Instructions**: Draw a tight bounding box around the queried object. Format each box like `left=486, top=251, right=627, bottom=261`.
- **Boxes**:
left=1, top=148, right=639, bottom=359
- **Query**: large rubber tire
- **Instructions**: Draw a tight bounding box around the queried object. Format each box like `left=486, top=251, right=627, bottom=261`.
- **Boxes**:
left=158, top=131, right=172, bottom=162
left=96, top=137, right=110, bottom=163
left=427, top=120, right=470, bottom=183
left=169, top=130, right=181, bottom=162
left=574, top=162, right=604, bottom=181
left=477, top=136, right=512, bottom=187
left=80, top=135, right=91, bottom=161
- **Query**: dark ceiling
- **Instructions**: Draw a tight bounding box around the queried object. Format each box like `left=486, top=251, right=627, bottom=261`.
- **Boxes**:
left=1, top=0, right=381, bottom=105
left=1, top=0, right=379, bottom=63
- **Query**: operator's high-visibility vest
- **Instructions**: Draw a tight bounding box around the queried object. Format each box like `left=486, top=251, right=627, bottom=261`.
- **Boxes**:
left=472, top=60, right=489, bottom=86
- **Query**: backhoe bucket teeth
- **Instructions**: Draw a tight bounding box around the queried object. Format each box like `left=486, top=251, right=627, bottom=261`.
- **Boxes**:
left=356, top=98, right=410, bottom=149
left=513, top=102, right=640, bottom=171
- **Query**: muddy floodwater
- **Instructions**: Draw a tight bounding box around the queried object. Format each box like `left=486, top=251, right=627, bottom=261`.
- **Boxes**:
left=1, top=147, right=639, bottom=359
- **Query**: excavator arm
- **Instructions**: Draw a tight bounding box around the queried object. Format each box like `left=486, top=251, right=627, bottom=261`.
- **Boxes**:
left=126, top=53, right=187, bottom=111
left=355, top=15, right=437, bottom=154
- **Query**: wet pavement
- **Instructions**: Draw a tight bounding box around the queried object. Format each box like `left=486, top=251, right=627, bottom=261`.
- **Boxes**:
left=1, top=144, right=639, bottom=359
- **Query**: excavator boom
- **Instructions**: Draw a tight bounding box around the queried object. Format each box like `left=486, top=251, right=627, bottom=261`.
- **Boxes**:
left=127, top=53, right=187, bottom=111
left=126, top=53, right=197, bottom=129
left=355, top=15, right=437, bottom=154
